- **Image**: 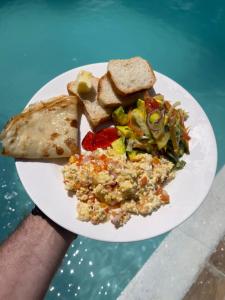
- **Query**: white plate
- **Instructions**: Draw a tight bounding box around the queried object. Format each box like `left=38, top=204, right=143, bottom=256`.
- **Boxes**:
left=16, top=63, right=217, bottom=242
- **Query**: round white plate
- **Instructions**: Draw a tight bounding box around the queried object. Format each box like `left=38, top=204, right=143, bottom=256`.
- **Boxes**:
left=16, top=63, right=217, bottom=242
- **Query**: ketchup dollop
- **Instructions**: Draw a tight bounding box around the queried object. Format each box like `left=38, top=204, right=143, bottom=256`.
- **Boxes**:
left=82, top=127, right=118, bottom=151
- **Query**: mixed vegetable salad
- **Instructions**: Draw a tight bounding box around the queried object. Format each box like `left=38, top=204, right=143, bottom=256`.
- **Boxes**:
left=82, top=94, right=190, bottom=170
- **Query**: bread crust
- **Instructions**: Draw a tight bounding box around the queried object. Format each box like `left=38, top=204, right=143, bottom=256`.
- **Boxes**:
left=108, top=57, right=156, bottom=95
left=98, top=74, right=122, bottom=107
left=67, top=78, right=112, bottom=128
left=98, top=73, right=147, bottom=108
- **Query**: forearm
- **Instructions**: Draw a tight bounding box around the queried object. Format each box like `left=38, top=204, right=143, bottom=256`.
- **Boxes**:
left=0, top=212, right=75, bottom=300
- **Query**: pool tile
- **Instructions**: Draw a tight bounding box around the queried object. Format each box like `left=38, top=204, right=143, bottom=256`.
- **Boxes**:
left=119, top=168, right=225, bottom=300
left=183, top=264, right=225, bottom=300
left=118, top=229, right=209, bottom=300
left=210, top=238, right=225, bottom=275
left=178, top=166, right=225, bottom=249
left=210, top=166, right=225, bottom=200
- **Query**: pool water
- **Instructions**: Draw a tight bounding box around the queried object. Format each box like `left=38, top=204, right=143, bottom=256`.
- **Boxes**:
left=0, top=0, right=225, bottom=299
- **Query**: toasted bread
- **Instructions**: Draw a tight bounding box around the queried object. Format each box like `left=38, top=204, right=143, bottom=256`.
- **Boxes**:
left=67, top=76, right=112, bottom=128
left=98, top=74, right=147, bottom=108
left=108, top=57, right=156, bottom=95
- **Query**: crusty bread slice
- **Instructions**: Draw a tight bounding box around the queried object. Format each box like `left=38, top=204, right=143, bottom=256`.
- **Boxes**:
left=98, top=74, right=147, bottom=108
left=108, top=57, right=156, bottom=95
left=67, top=76, right=112, bottom=128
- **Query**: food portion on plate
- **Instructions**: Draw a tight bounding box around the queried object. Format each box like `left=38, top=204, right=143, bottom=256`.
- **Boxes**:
left=112, top=96, right=190, bottom=169
left=0, top=95, right=80, bottom=158
left=63, top=149, right=174, bottom=228
left=67, top=72, right=112, bottom=128
left=98, top=73, right=148, bottom=109
left=63, top=57, right=190, bottom=227
left=107, top=57, right=156, bottom=95
left=0, top=56, right=191, bottom=229
left=67, top=57, right=156, bottom=128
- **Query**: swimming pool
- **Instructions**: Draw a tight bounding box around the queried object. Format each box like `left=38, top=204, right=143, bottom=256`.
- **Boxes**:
left=0, top=0, right=224, bottom=299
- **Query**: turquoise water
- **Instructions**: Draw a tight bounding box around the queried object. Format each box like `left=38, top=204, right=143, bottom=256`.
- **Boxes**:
left=0, top=0, right=225, bottom=299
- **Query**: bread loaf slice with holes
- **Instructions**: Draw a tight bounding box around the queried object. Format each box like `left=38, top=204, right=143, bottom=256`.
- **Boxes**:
left=108, top=57, right=156, bottom=95
left=98, top=74, right=148, bottom=108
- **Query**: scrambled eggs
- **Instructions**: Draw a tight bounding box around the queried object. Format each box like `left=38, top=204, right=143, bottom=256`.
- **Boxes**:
left=63, top=149, right=174, bottom=228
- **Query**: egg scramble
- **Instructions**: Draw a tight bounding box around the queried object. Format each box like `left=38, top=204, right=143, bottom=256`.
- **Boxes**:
left=63, top=149, right=174, bottom=228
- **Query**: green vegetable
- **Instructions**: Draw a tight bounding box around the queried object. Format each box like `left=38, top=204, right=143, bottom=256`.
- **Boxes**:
left=170, top=125, right=179, bottom=155
left=132, top=139, right=153, bottom=153
left=116, top=126, right=133, bottom=138
left=137, top=99, right=146, bottom=119
left=111, top=137, right=126, bottom=154
left=172, top=101, right=181, bottom=108
left=127, top=150, right=138, bottom=161
left=126, top=138, right=135, bottom=152
left=167, top=151, right=178, bottom=163
left=147, top=110, right=165, bottom=140
left=153, top=94, right=164, bottom=104
left=174, top=160, right=186, bottom=170
left=156, top=131, right=170, bottom=150
left=112, top=96, right=190, bottom=169
left=130, top=109, right=150, bottom=137
left=112, top=107, right=128, bottom=125
left=149, top=111, right=161, bottom=124
left=183, top=139, right=190, bottom=154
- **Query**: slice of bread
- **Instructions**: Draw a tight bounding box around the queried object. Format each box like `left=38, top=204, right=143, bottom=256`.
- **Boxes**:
left=67, top=77, right=112, bottom=128
left=108, top=57, right=156, bottom=95
left=98, top=74, right=147, bottom=108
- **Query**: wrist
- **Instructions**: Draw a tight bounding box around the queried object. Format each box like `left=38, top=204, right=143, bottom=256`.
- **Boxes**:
left=31, top=206, right=76, bottom=242
left=31, top=205, right=49, bottom=219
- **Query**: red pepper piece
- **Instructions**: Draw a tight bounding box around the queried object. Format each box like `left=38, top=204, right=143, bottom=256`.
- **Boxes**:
left=98, top=127, right=118, bottom=141
left=95, top=128, right=119, bottom=149
left=82, top=127, right=119, bottom=151
left=82, top=131, right=95, bottom=151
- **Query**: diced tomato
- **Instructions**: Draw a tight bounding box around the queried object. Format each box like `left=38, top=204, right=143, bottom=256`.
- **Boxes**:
left=160, top=190, right=170, bottom=203
left=145, top=97, right=160, bottom=112
left=99, top=154, right=107, bottom=160
left=82, top=127, right=119, bottom=151
left=76, top=154, right=84, bottom=166
left=155, top=186, right=170, bottom=203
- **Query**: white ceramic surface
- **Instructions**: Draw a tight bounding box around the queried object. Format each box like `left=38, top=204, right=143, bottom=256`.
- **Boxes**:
left=16, top=63, right=217, bottom=242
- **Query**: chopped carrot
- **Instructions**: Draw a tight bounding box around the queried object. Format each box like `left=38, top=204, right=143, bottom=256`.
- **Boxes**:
left=155, top=186, right=162, bottom=195
left=140, top=176, right=148, bottom=187
left=152, top=157, right=160, bottom=165
left=160, top=190, right=170, bottom=203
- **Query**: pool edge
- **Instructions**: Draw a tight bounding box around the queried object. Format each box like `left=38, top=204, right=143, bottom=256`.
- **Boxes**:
left=118, top=165, right=225, bottom=300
